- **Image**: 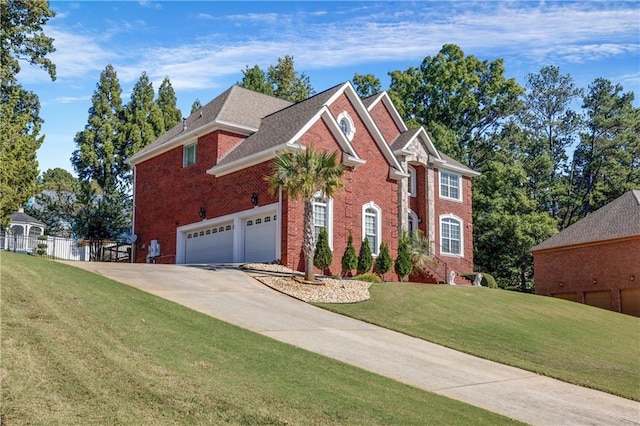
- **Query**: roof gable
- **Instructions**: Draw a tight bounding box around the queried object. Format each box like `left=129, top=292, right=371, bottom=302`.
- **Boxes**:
left=129, top=86, right=292, bottom=165
left=531, top=190, right=640, bottom=252
left=209, top=82, right=407, bottom=179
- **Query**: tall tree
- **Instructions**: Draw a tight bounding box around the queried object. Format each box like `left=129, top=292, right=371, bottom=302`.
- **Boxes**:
left=352, top=73, right=381, bottom=98
left=473, top=130, right=557, bottom=290
left=0, top=0, right=56, bottom=226
left=156, top=76, right=182, bottom=131
left=564, top=78, right=640, bottom=227
left=71, top=64, right=126, bottom=193
left=123, top=71, right=164, bottom=163
left=239, top=56, right=314, bottom=102
left=519, top=66, right=582, bottom=219
left=266, top=146, right=344, bottom=281
left=388, top=44, right=523, bottom=168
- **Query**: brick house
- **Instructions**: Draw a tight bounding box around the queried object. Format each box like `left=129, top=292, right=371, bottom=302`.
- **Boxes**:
left=129, top=82, right=478, bottom=282
left=531, top=190, right=640, bottom=316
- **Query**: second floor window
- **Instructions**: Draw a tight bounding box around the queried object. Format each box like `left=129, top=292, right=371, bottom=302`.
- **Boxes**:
left=440, top=170, right=461, bottom=201
left=183, top=142, right=197, bottom=167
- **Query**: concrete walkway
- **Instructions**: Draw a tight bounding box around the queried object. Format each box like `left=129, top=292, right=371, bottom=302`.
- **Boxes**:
left=63, top=261, right=640, bottom=426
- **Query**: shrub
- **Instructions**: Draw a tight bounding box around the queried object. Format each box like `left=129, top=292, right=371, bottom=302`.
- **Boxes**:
left=36, top=235, right=48, bottom=256
left=341, top=232, right=358, bottom=276
left=353, top=273, right=382, bottom=283
left=373, top=242, right=392, bottom=279
left=357, top=238, right=373, bottom=275
left=461, top=272, right=499, bottom=289
left=394, top=231, right=413, bottom=281
left=313, top=228, right=332, bottom=273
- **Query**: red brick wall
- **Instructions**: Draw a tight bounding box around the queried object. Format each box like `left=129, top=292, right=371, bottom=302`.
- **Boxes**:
left=133, top=130, right=277, bottom=263
left=368, top=99, right=401, bottom=143
left=278, top=93, right=399, bottom=279
left=533, top=238, right=640, bottom=313
left=433, top=171, right=474, bottom=282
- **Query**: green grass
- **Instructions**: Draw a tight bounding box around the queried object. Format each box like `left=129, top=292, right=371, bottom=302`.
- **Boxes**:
left=1, top=252, right=520, bottom=425
left=316, top=282, right=640, bottom=401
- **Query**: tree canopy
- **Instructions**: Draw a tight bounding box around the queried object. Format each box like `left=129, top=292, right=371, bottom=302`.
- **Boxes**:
left=239, top=56, right=314, bottom=102
left=0, top=0, right=57, bottom=226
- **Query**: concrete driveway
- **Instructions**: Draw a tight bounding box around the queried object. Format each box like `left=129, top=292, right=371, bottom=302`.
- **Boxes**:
left=63, top=261, right=640, bottom=426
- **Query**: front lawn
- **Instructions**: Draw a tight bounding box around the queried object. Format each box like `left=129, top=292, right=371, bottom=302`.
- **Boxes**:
left=316, top=282, right=640, bottom=401
left=1, top=252, right=520, bottom=425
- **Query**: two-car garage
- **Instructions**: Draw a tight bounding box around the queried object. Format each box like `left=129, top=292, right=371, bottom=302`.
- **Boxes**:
left=181, top=207, right=278, bottom=264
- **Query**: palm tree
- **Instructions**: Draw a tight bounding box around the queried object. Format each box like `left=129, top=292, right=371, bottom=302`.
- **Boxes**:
left=267, top=145, right=344, bottom=281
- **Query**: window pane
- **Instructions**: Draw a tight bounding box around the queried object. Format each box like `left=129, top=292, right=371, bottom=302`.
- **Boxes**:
left=441, top=218, right=461, bottom=255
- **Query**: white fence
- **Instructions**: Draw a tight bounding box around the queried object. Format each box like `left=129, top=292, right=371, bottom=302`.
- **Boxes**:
left=1, top=232, right=89, bottom=261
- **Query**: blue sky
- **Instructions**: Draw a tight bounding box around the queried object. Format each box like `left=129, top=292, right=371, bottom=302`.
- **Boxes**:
left=19, top=1, right=640, bottom=175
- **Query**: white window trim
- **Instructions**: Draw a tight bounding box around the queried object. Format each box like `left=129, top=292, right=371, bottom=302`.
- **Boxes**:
left=439, top=170, right=462, bottom=201
left=312, top=193, right=333, bottom=249
left=183, top=142, right=197, bottom=167
left=362, top=202, right=382, bottom=256
left=408, top=165, right=417, bottom=197
left=336, top=111, right=356, bottom=142
left=439, top=214, right=463, bottom=257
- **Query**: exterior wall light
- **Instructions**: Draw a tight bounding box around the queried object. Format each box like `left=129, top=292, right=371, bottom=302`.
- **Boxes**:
left=251, top=193, right=259, bottom=207
left=199, top=207, right=206, bottom=220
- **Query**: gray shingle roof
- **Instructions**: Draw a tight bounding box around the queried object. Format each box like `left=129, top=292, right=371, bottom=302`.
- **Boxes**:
left=531, top=190, right=640, bottom=251
left=217, top=83, right=345, bottom=165
left=131, top=85, right=292, bottom=160
left=11, top=211, right=45, bottom=226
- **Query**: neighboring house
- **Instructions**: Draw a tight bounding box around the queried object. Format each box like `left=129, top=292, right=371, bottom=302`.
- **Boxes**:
left=531, top=190, right=640, bottom=316
left=129, top=82, right=478, bottom=283
left=1, top=208, right=45, bottom=253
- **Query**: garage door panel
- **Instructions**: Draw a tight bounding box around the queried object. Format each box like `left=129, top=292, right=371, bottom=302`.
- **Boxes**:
left=584, top=290, right=612, bottom=311
left=185, top=223, right=233, bottom=264
left=621, top=288, right=640, bottom=317
left=244, top=213, right=276, bottom=263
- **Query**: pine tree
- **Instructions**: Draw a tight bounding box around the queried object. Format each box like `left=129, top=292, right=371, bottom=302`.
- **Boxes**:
left=124, top=71, right=165, bottom=162
left=71, top=64, right=126, bottom=193
left=373, top=242, right=392, bottom=279
left=394, top=232, right=413, bottom=282
left=341, top=232, right=358, bottom=277
left=313, top=228, right=332, bottom=275
left=239, top=56, right=315, bottom=102
left=156, top=76, right=182, bottom=131
left=357, top=238, right=373, bottom=275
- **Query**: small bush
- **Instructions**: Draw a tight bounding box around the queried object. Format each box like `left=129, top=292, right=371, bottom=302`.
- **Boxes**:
left=373, top=242, right=392, bottom=279
left=357, top=238, right=373, bottom=275
left=394, top=231, right=413, bottom=281
left=462, top=272, right=498, bottom=288
left=36, top=235, right=48, bottom=256
left=353, top=273, right=382, bottom=283
left=313, top=228, right=332, bottom=273
left=341, top=232, right=358, bottom=276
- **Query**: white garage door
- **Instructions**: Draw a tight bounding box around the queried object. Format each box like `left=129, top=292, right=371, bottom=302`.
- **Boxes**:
left=185, top=222, right=234, bottom=264
left=244, top=212, right=277, bottom=263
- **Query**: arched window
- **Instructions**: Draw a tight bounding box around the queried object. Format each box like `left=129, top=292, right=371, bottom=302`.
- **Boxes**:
left=336, top=111, right=355, bottom=141
left=440, top=215, right=463, bottom=256
left=362, top=202, right=382, bottom=255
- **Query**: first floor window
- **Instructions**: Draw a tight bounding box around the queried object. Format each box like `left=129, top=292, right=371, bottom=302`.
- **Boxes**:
left=313, top=195, right=329, bottom=241
left=440, top=216, right=462, bottom=256
left=183, top=142, right=197, bottom=167
left=363, top=203, right=381, bottom=255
